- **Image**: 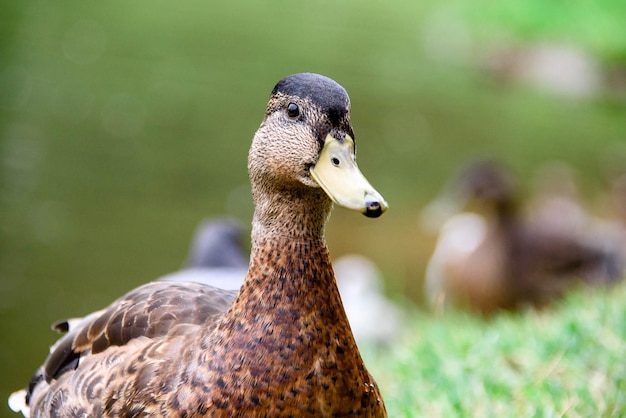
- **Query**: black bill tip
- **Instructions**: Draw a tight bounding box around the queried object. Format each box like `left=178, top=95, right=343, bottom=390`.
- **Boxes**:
left=363, top=199, right=383, bottom=218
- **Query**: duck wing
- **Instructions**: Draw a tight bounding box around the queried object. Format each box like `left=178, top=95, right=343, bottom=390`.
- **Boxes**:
left=41, top=281, right=236, bottom=384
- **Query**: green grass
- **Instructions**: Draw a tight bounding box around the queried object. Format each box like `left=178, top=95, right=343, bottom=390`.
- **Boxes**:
left=364, top=282, right=626, bottom=417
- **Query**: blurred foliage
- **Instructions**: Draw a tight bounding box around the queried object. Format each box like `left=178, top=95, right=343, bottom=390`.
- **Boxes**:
left=1, top=1, right=625, bottom=415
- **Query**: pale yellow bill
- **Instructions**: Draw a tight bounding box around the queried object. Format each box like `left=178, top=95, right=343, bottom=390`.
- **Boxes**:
left=310, top=134, right=388, bottom=218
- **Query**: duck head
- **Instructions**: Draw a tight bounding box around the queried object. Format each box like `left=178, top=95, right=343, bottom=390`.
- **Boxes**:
left=248, top=73, right=388, bottom=221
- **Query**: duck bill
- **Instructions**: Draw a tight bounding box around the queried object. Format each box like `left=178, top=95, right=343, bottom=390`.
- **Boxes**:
left=310, top=134, right=388, bottom=218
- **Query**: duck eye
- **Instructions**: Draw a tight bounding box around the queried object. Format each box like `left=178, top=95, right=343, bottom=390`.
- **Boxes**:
left=287, top=103, right=300, bottom=118
left=331, top=157, right=340, bottom=167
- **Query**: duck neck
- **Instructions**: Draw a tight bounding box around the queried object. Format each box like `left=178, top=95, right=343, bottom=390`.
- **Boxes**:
left=227, top=209, right=352, bottom=339
left=238, top=234, right=345, bottom=322
left=217, top=184, right=355, bottom=352
left=223, top=184, right=350, bottom=343
left=251, top=185, right=333, bottom=240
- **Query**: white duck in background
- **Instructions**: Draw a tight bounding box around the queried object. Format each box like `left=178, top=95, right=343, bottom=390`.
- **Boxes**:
left=334, top=254, right=402, bottom=347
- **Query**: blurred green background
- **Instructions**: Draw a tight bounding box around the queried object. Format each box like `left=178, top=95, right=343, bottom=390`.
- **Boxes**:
left=1, top=1, right=625, bottom=415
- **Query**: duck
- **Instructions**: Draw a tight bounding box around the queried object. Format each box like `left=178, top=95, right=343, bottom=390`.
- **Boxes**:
left=424, top=159, right=618, bottom=315
left=10, top=73, right=389, bottom=417
left=526, top=162, right=626, bottom=285
left=158, top=217, right=249, bottom=290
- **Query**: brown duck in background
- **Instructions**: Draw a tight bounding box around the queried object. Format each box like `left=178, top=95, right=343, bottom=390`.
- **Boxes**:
left=423, top=159, right=620, bottom=316
left=10, top=73, right=388, bottom=417
left=526, top=162, right=626, bottom=286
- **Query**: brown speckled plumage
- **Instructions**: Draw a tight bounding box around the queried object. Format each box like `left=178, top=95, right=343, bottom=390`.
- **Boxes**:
left=14, top=73, right=387, bottom=417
